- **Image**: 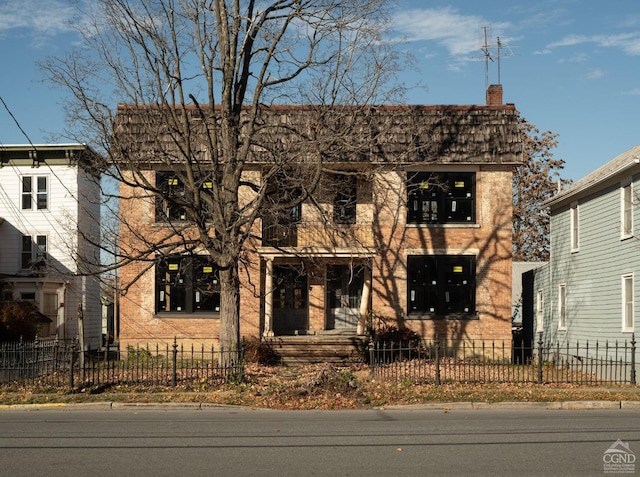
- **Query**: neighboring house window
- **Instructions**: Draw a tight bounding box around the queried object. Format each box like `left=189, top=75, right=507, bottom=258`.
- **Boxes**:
left=21, top=176, right=48, bottom=210
left=407, top=172, right=475, bottom=225
left=21, top=235, right=47, bottom=269
left=622, top=182, right=633, bottom=239
left=536, top=289, right=544, bottom=333
left=333, top=175, right=357, bottom=224
left=407, top=255, right=476, bottom=316
left=558, top=283, right=567, bottom=330
left=155, top=255, right=220, bottom=313
left=622, top=273, right=634, bottom=332
left=570, top=202, right=579, bottom=252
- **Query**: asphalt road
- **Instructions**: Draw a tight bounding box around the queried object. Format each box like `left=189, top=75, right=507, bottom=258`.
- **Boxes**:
left=0, top=407, right=638, bottom=477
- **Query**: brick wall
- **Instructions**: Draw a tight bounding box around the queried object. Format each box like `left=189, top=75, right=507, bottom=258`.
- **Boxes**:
left=119, top=163, right=515, bottom=348
left=370, top=165, right=513, bottom=341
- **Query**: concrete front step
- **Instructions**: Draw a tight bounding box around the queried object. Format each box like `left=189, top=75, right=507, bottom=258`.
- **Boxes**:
left=265, top=335, right=367, bottom=365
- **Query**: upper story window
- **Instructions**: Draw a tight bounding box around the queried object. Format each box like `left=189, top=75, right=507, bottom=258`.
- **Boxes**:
left=333, top=175, right=357, bottom=224
left=407, top=172, right=475, bottom=225
left=21, top=234, right=47, bottom=269
left=155, top=255, right=220, bottom=314
left=21, top=176, right=48, bottom=210
left=407, top=255, right=476, bottom=317
left=156, top=171, right=188, bottom=221
left=622, top=182, right=633, bottom=239
left=155, top=171, right=217, bottom=223
left=570, top=202, right=579, bottom=252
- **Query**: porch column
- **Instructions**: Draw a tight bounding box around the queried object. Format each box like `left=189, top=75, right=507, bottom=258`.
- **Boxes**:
left=263, top=258, right=274, bottom=337
left=357, top=266, right=371, bottom=335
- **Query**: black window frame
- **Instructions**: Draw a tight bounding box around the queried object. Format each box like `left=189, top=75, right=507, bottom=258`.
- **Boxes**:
left=154, top=171, right=221, bottom=223
left=407, top=255, right=476, bottom=317
left=155, top=255, right=220, bottom=314
left=155, top=171, right=189, bottom=222
left=407, top=172, right=475, bottom=225
left=333, top=175, right=357, bottom=225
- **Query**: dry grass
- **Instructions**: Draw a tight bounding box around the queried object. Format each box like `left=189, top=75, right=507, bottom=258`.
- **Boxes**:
left=1, top=363, right=639, bottom=409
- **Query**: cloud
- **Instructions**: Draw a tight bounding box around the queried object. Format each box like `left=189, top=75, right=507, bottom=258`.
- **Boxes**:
left=0, top=0, right=80, bottom=38
left=391, top=7, right=512, bottom=58
left=547, top=32, right=640, bottom=56
left=586, top=68, right=604, bottom=79
left=557, top=52, right=588, bottom=63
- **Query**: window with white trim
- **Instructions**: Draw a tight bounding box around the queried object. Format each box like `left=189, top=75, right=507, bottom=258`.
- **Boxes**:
left=570, top=202, right=579, bottom=252
left=536, top=289, right=544, bottom=333
left=622, top=273, right=634, bottom=332
left=21, top=235, right=47, bottom=269
left=558, top=283, right=567, bottom=330
left=21, top=176, right=48, bottom=210
left=622, top=182, right=633, bottom=239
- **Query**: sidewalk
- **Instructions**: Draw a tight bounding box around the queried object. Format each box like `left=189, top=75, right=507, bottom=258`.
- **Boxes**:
left=2, top=399, right=640, bottom=412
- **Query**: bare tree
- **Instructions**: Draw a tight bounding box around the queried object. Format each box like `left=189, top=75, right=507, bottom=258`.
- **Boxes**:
left=41, top=0, right=406, bottom=357
left=513, top=117, right=571, bottom=262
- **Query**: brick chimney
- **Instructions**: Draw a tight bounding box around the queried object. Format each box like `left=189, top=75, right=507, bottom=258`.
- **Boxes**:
left=486, top=84, right=503, bottom=106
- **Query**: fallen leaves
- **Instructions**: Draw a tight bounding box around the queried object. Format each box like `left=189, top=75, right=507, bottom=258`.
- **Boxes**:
left=1, top=362, right=639, bottom=409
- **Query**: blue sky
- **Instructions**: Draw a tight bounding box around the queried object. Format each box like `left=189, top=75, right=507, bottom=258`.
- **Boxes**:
left=1, top=0, right=639, bottom=181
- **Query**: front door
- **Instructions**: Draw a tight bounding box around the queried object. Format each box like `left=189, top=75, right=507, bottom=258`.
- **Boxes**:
left=326, top=265, right=363, bottom=330
left=272, top=265, right=308, bottom=335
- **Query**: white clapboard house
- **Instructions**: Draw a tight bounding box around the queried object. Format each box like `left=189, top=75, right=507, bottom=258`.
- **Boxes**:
left=0, top=144, right=102, bottom=348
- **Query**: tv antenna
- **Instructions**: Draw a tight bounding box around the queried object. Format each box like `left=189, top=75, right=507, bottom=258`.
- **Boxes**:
left=481, top=26, right=493, bottom=89
left=480, top=26, right=513, bottom=89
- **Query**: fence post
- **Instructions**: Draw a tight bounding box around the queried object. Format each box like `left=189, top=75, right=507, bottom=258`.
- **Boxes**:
left=537, top=333, right=544, bottom=385
left=368, top=338, right=375, bottom=375
left=435, top=336, right=441, bottom=386
left=631, top=333, right=636, bottom=385
left=172, top=337, right=178, bottom=387
left=34, top=335, right=40, bottom=381
left=69, top=341, right=76, bottom=392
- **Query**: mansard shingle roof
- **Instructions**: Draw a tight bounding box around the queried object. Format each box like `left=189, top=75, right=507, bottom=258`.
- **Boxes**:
left=114, top=103, right=523, bottom=165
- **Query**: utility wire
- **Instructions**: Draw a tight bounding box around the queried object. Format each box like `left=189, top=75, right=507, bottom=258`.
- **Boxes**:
left=0, top=95, right=38, bottom=150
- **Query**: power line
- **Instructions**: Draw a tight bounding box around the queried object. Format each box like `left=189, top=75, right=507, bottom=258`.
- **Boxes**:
left=0, top=95, right=38, bottom=151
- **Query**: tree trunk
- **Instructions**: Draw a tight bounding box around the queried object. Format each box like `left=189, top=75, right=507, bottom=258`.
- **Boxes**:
left=219, top=263, right=241, bottom=367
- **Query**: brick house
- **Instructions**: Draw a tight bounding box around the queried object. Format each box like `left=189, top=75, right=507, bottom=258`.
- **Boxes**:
left=115, top=86, right=523, bottom=354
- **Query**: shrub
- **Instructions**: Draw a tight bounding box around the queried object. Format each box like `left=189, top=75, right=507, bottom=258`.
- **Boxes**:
left=0, top=301, right=43, bottom=341
left=243, top=336, right=278, bottom=365
left=366, top=311, right=420, bottom=347
left=358, top=311, right=422, bottom=363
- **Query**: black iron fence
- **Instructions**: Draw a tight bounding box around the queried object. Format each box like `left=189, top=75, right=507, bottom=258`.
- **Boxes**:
left=0, top=337, right=73, bottom=383
left=0, top=338, right=244, bottom=390
left=370, top=335, right=637, bottom=386
left=3, top=335, right=637, bottom=389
